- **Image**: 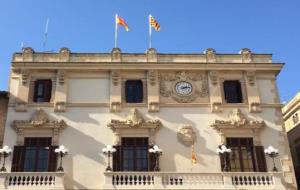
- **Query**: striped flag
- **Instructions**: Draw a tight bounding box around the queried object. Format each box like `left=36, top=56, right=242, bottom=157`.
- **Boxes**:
left=116, top=15, right=129, bottom=31
left=149, top=15, right=160, bottom=31
left=191, top=144, right=197, bottom=165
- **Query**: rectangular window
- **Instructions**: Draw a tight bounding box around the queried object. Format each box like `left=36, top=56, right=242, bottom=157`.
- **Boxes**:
left=223, top=80, right=243, bottom=103
left=11, top=138, right=58, bottom=172
left=125, top=80, right=143, bottom=103
left=33, top=80, right=52, bottom=103
left=113, top=137, right=155, bottom=171
left=226, top=138, right=256, bottom=172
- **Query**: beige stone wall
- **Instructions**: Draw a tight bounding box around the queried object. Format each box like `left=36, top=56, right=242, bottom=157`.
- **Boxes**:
left=0, top=92, right=8, bottom=145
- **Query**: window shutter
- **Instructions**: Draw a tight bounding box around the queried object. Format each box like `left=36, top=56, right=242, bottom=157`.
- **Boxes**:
left=11, top=146, right=25, bottom=172
left=255, top=146, right=267, bottom=172
left=33, top=81, right=39, bottom=102
left=48, top=146, right=58, bottom=172
left=149, top=145, right=156, bottom=171
left=113, top=146, right=121, bottom=171
left=44, top=80, right=52, bottom=102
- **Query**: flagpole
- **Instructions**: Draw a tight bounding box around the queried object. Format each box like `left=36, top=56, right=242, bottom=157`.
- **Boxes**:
left=43, top=18, right=49, bottom=51
left=114, top=14, right=118, bottom=48
left=149, top=15, right=152, bottom=49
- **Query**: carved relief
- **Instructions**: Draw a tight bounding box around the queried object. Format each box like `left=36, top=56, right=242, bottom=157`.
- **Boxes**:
left=245, top=71, right=256, bottom=86
left=111, top=71, right=121, bottom=86
left=107, top=108, right=162, bottom=145
left=110, top=102, right=121, bottom=113
left=111, top=48, right=122, bottom=62
left=148, top=70, right=157, bottom=86
left=204, top=48, right=216, bottom=62
left=249, top=102, right=262, bottom=113
left=177, top=125, right=196, bottom=147
left=54, top=101, right=66, bottom=112
left=211, top=102, right=222, bottom=113
left=146, top=48, right=157, bottom=62
left=160, top=71, right=208, bottom=103
left=57, top=70, right=66, bottom=86
left=59, top=47, right=70, bottom=62
left=148, top=102, right=159, bottom=112
left=240, top=48, right=252, bottom=63
left=22, top=47, right=34, bottom=61
left=211, top=108, right=266, bottom=131
left=21, top=69, right=29, bottom=85
left=209, top=71, right=218, bottom=86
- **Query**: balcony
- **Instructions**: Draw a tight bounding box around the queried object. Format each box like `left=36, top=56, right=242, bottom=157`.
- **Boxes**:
left=0, top=172, right=64, bottom=190
left=103, top=172, right=286, bottom=190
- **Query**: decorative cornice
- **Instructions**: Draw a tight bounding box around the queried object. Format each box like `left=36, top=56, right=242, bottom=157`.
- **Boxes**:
left=11, top=108, right=68, bottom=130
left=107, top=108, right=162, bottom=130
left=210, top=108, right=266, bottom=131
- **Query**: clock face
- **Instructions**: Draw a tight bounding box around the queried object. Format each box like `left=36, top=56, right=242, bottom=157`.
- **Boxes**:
left=175, top=81, right=193, bottom=95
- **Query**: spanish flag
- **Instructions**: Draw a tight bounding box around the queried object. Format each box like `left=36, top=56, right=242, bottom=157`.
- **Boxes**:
left=116, top=15, right=129, bottom=31
left=191, top=144, right=197, bottom=165
left=149, top=15, right=160, bottom=31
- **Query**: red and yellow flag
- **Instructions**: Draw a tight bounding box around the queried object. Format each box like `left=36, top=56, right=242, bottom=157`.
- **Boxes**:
left=191, top=144, right=197, bottom=165
left=116, top=15, right=129, bottom=31
left=149, top=15, right=160, bottom=31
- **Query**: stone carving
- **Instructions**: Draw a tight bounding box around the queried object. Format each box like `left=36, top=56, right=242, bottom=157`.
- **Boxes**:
left=54, top=101, right=66, bottom=112
left=239, top=48, right=252, bottom=63
left=249, top=102, right=262, bottom=113
left=111, top=48, right=122, bottom=62
left=204, top=48, right=216, bottom=62
left=209, top=71, right=218, bottom=86
left=148, top=70, right=157, bottom=86
left=148, top=102, right=159, bottom=112
left=107, top=108, right=162, bottom=145
left=57, top=70, right=66, bottom=85
left=245, top=71, right=256, bottom=86
left=110, top=102, right=121, bottom=112
left=12, top=108, right=68, bottom=129
left=21, top=69, right=29, bottom=85
left=177, top=125, right=196, bottom=147
left=211, top=102, right=222, bottom=113
left=22, top=47, right=34, bottom=61
left=160, top=71, right=208, bottom=103
left=211, top=108, right=266, bottom=131
left=59, top=47, right=70, bottom=61
left=108, top=108, right=162, bottom=129
left=111, top=71, right=120, bottom=86
left=146, top=48, right=157, bottom=62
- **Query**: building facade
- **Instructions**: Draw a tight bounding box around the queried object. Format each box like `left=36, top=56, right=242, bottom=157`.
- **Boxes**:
left=283, top=92, right=300, bottom=187
left=0, top=91, right=9, bottom=146
left=0, top=47, right=296, bottom=189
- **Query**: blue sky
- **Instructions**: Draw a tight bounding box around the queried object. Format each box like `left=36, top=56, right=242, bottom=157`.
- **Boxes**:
left=0, top=0, right=299, bottom=102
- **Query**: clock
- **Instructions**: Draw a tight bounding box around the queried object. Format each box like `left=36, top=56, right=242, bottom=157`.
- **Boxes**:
left=175, top=81, right=193, bottom=95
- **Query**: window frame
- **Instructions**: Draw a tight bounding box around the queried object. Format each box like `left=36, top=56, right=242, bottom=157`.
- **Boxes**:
left=123, top=79, right=147, bottom=104
left=220, top=78, right=247, bottom=104
left=33, top=79, right=53, bottom=103
left=223, top=80, right=243, bottom=104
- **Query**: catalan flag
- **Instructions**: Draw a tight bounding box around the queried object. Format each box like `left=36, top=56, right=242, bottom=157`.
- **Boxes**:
left=116, top=15, right=129, bottom=31
left=149, top=15, right=160, bottom=31
left=191, top=144, right=197, bottom=165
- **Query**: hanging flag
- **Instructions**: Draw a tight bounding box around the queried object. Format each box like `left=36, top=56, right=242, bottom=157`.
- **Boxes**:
left=149, top=15, right=161, bottom=31
left=116, top=15, right=129, bottom=31
left=191, top=144, right=197, bottom=165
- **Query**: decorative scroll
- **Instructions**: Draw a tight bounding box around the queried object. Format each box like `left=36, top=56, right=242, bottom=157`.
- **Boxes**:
left=177, top=125, right=196, bottom=147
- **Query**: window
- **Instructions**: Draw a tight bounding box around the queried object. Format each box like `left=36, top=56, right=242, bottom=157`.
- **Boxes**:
left=33, top=79, right=52, bottom=102
left=125, top=80, right=143, bottom=103
left=113, top=137, right=155, bottom=171
left=223, top=80, right=243, bottom=103
left=11, top=138, right=58, bottom=172
left=227, top=138, right=256, bottom=172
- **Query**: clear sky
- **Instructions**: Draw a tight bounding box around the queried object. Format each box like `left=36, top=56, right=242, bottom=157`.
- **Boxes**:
left=0, top=0, right=299, bottom=102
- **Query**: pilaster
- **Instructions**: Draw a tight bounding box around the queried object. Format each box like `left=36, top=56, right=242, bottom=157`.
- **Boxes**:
left=54, top=70, right=67, bottom=112
left=147, top=70, right=159, bottom=112
left=244, top=71, right=262, bottom=113
left=208, top=71, right=222, bottom=112
left=110, top=70, right=122, bottom=112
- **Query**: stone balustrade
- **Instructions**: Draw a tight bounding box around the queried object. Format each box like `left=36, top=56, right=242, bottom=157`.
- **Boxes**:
left=103, top=172, right=286, bottom=189
left=0, top=172, right=64, bottom=190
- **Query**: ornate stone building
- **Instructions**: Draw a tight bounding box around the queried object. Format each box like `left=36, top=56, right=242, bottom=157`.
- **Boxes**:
left=0, top=47, right=296, bottom=189
left=283, top=92, right=300, bottom=187
left=0, top=91, right=8, bottom=145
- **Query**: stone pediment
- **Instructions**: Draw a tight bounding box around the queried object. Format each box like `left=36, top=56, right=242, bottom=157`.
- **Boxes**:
left=211, top=108, right=266, bottom=131
left=108, top=108, right=162, bottom=130
left=12, top=108, right=68, bottom=130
